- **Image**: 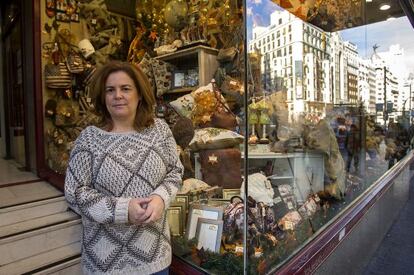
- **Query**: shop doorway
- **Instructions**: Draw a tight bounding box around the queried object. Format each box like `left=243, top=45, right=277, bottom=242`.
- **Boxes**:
left=1, top=1, right=28, bottom=168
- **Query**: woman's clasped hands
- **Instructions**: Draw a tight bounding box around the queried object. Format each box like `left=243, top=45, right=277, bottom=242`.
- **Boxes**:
left=128, top=195, right=165, bottom=225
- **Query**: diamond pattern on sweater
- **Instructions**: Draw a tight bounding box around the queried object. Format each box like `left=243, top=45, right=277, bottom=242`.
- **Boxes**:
left=136, top=149, right=167, bottom=187
left=131, top=227, right=159, bottom=254
left=96, top=156, right=133, bottom=196
left=109, top=137, right=151, bottom=172
left=122, top=174, right=154, bottom=197
left=89, top=234, right=119, bottom=263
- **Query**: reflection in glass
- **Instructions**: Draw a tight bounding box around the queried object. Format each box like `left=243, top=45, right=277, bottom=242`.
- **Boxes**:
left=247, top=0, right=413, bottom=273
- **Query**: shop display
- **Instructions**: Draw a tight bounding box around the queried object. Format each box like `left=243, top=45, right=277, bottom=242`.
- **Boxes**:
left=189, top=127, right=243, bottom=151
left=38, top=0, right=410, bottom=274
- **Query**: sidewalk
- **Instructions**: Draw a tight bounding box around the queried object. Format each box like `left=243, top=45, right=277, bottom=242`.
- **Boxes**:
left=363, top=174, right=414, bottom=274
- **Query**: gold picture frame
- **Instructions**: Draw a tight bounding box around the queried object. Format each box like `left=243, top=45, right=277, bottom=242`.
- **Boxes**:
left=170, top=200, right=187, bottom=231
left=222, top=188, right=241, bottom=200
left=174, top=195, right=189, bottom=212
left=167, top=205, right=184, bottom=236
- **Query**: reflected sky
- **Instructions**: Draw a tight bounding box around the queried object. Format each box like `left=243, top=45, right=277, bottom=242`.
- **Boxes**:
left=340, top=17, right=414, bottom=73
left=247, top=0, right=414, bottom=73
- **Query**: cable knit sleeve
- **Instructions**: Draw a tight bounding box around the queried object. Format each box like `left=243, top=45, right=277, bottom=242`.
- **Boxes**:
left=64, top=127, right=131, bottom=224
left=151, top=120, right=184, bottom=209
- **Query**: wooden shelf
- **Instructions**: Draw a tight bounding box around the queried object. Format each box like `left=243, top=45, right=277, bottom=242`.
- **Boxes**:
left=167, top=87, right=196, bottom=94
left=155, top=45, right=219, bottom=87
left=154, top=45, right=219, bottom=62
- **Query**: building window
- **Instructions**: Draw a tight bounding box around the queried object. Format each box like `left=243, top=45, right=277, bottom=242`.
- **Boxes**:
left=279, top=18, right=282, bottom=24
left=288, top=25, right=292, bottom=32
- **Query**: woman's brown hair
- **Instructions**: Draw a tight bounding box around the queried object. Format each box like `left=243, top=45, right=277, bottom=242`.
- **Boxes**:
left=90, top=61, right=155, bottom=131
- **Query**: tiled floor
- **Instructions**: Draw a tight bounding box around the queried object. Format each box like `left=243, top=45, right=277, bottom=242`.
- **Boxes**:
left=0, top=158, right=39, bottom=186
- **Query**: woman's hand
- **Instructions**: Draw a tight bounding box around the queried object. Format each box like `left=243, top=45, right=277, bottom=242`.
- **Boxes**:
left=143, top=195, right=165, bottom=223
left=128, top=198, right=152, bottom=224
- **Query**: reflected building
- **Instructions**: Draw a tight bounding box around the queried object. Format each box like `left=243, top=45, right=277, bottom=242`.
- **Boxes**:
left=371, top=49, right=399, bottom=125
left=344, top=41, right=360, bottom=105
left=249, top=9, right=347, bottom=118
left=249, top=9, right=411, bottom=126
left=358, top=58, right=377, bottom=114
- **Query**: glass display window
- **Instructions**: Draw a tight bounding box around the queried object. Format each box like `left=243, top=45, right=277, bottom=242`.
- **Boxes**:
left=38, top=0, right=414, bottom=274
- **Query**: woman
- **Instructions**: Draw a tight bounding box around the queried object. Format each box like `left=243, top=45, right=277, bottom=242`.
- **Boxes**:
left=64, top=61, right=183, bottom=274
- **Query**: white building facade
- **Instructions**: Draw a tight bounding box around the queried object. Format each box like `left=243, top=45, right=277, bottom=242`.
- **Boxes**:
left=249, top=10, right=411, bottom=126
left=249, top=10, right=336, bottom=116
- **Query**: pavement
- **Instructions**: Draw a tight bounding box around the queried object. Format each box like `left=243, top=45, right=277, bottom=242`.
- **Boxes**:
left=363, top=175, right=414, bottom=275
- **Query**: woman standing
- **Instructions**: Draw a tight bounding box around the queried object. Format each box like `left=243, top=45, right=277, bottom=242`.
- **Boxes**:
left=64, top=61, right=183, bottom=274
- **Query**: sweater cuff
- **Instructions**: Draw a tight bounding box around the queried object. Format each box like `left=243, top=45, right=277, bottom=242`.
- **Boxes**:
left=115, top=197, right=131, bottom=224
left=151, top=188, right=172, bottom=209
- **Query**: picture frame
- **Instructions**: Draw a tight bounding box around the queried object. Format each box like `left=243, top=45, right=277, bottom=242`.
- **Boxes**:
left=222, top=189, right=241, bottom=200
left=172, top=70, right=186, bottom=89
left=170, top=199, right=187, bottom=230
left=167, top=205, right=184, bottom=236
left=174, top=195, right=189, bottom=211
left=195, top=218, right=223, bottom=253
left=185, top=204, right=223, bottom=240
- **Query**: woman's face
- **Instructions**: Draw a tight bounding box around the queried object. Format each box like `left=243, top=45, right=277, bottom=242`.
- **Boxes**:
left=104, top=71, right=140, bottom=124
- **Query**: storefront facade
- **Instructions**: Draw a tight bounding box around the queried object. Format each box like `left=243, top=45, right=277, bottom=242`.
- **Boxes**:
left=2, top=0, right=414, bottom=274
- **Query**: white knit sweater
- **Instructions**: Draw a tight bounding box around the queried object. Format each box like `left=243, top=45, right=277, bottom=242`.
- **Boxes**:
left=64, top=119, right=183, bottom=274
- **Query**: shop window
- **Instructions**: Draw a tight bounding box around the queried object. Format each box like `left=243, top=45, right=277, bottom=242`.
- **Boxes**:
left=37, top=0, right=414, bottom=274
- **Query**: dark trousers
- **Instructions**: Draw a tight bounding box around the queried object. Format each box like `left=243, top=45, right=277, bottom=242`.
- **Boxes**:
left=152, top=267, right=169, bottom=275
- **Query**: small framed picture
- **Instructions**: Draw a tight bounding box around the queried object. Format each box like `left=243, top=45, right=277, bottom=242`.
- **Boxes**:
left=185, top=204, right=223, bottom=240
left=196, top=218, right=223, bottom=253
left=172, top=70, right=186, bottom=89
left=186, top=69, right=199, bottom=87
left=222, top=189, right=241, bottom=200
left=170, top=200, right=187, bottom=230
left=167, top=205, right=184, bottom=236
left=174, top=195, right=189, bottom=211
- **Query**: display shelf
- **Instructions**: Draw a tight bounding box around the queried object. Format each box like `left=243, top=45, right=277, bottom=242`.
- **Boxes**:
left=268, top=175, right=294, bottom=180
left=168, top=87, right=196, bottom=94
left=155, top=45, right=219, bottom=88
